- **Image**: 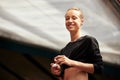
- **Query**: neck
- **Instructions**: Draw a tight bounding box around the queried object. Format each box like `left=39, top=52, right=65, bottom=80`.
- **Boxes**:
left=70, top=30, right=81, bottom=42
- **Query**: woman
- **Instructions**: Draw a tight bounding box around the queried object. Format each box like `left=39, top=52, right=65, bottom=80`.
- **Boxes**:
left=50, top=7, right=103, bottom=80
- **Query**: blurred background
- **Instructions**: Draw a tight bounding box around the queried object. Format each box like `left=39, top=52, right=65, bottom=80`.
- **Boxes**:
left=0, top=0, right=120, bottom=80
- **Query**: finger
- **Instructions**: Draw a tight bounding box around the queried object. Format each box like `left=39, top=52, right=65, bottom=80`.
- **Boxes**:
left=54, top=55, right=65, bottom=62
left=54, top=56, right=60, bottom=62
left=54, top=58, right=57, bottom=62
left=55, top=60, right=60, bottom=64
left=50, top=63, right=54, bottom=66
left=54, top=55, right=65, bottom=59
left=59, top=61, right=65, bottom=65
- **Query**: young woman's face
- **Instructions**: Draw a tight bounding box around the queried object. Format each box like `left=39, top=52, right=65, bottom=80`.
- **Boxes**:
left=65, top=10, right=83, bottom=32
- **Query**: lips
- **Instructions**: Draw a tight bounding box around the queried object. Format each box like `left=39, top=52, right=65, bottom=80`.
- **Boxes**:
left=67, top=21, right=73, bottom=25
left=67, top=23, right=75, bottom=28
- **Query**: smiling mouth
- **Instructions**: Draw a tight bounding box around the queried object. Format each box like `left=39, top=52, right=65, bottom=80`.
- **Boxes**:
left=67, top=24, right=75, bottom=27
left=68, top=25, right=74, bottom=28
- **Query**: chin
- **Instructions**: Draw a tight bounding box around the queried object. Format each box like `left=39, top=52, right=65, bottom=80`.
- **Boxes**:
left=68, top=29, right=74, bottom=32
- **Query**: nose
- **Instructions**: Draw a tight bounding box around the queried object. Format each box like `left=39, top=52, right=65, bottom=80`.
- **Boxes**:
left=68, top=18, right=73, bottom=22
left=66, top=18, right=73, bottom=26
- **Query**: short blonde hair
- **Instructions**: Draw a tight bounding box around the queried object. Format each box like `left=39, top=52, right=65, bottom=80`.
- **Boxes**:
left=65, top=7, right=84, bottom=19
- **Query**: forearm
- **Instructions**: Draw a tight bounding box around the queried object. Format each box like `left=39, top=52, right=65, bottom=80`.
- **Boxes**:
left=70, top=60, right=94, bottom=74
left=58, top=77, right=63, bottom=80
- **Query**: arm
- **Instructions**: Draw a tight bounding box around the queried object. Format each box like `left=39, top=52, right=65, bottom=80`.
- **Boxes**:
left=89, top=37, right=103, bottom=74
left=54, top=37, right=103, bottom=74
left=54, top=55, right=94, bottom=74
left=70, top=60, right=94, bottom=73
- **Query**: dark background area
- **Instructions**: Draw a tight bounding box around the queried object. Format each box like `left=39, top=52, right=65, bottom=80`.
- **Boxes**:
left=0, top=37, right=120, bottom=80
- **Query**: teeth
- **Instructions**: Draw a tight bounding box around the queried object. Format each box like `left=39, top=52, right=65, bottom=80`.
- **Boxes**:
left=68, top=23, right=73, bottom=26
left=67, top=22, right=74, bottom=27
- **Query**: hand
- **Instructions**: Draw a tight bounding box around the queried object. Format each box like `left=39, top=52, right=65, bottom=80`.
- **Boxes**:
left=54, top=55, right=73, bottom=66
left=50, top=63, right=61, bottom=76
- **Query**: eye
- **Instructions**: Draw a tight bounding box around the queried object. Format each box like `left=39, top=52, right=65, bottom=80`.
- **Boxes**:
left=72, top=16, right=77, bottom=20
left=65, top=16, right=69, bottom=20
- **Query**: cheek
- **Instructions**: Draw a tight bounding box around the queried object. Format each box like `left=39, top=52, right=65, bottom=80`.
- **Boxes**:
left=65, top=22, right=67, bottom=26
left=65, top=22, right=69, bottom=28
left=65, top=21, right=68, bottom=25
left=80, top=19, right=83, bottom=25
left=77, top=20, right=82, bottom=26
